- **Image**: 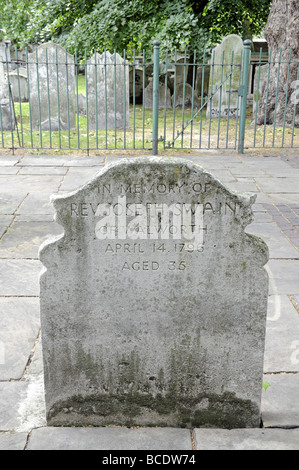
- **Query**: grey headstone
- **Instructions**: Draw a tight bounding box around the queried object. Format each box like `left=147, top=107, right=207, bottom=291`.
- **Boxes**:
left=173, top=83, right=200, bottom=108
left=0, top=60, right=15, bottom=131
left=144, top=79, right=172, bottom=108
left=206, top=35, right=243, bottom=118
left=9, top=70, right=28, bottom=102
left=86, top=51, right=129, bottom=130
left=28, top=42, right=76, bottom=131
left=252, top=64, right=268, bottom=114
left=39, top=157, right=268, bottom=428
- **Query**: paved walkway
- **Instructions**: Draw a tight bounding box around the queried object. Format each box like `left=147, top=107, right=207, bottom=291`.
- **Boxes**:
left=0, top=151, right=299, bottom=450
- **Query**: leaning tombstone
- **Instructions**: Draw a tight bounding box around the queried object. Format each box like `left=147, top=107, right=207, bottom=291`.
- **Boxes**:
left=39, top=157, right=269, bottom=428
left=206, top=34, right=243, bottom=118
left=86, top=51, right=129, bottom=130
left=27, top=42, right=75, bottom=131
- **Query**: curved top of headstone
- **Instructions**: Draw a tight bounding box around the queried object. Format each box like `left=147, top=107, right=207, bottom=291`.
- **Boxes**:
left=212, top=34, right=243, bottom=57
left=39, top=156, right=268, bottom=266
left=87, top=50, right=126, bottom=65
left=28, top=41, right=74, bottom=61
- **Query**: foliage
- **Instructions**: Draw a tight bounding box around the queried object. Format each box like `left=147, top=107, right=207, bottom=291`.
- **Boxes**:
left=200, top=0, right=271, bottom=46
left=0, top=0, right=271, bottom=57
left=0, top=0, right=33, bottom=43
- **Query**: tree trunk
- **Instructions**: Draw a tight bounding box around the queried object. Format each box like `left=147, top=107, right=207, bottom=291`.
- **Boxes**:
left=257, top=0, right=299, bottom=125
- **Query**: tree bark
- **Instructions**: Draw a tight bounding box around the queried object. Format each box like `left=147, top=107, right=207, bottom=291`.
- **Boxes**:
left=257, top=0, right=299, bottom=125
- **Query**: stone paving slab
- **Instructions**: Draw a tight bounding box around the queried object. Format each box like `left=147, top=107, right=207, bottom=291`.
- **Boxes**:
left=261, top=373, right=299, bottom=427
left=18, top=166, right=68, bottom=175
left=0, top=259, right=41, bottom=296
left=194, top=428, right=299, bottom=450
left=264, top=295, right=299, bottom=373
left=0, top=193, right=28, bottom=215
left=16, top=155, right=105, bottom=167
left=0, top=297, right=40, bottom=380
left=0, top=215, right=14, bottom=238
left=26, top=426, right=193, bottom=450
left=246, top=222, right=299, bottom=259
left=0, top=432, right=28, bottom=450
left=266, top=260, right=299, bottom=296
left=0, top=221, right=62, bottom=259
left=0, top=381, right=29, bottom=431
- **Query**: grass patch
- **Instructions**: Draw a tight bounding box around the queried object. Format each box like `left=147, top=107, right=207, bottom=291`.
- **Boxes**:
left=2, top=73, right=299, bottom=153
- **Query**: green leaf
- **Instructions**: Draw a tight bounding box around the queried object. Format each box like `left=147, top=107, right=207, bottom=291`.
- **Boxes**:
left=263, top=381, right=270, bottom=391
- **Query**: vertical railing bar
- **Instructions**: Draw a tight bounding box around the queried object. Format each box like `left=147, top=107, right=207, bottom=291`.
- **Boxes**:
left=133, top=49, right=136, bottom=149
left=114, top=49, right=117, bottom=149
left=238, top=39, right=251, bottom=154
left=152, top=40, right=160, bottom=155
left=35, top=48, right=42, bottom=149
left=123, top=49, right=127, bottom=149
left=45, top=48, right=52, bottom=148
left=25, top=47, right=33, bottom=148
left=234, top=49, right=242, bottom=149
left=253, top=48, right=263, bottom=148
left=4, top=42, right=15, bottom=152
left=172, top=49, right=177, bottom=146
left=84, top=49, right=89, bottom=154
left=15, top=46, right=24, bottom=147
left=272, top=47, right=282, bottom=147
left=55, top=47, right=61, bottom=149
left=225, top=50, right=234, bottom=148
left=291, top=62, right=299, bottom=147
left=282, top=48, right=292, bottom=147
left=217, top=50, right=225, bottom=148
left=263, top=48, right=272, bottom=147
left=208, top=49, right=215, bottom=149
left=65, top=50, right=71, bottom=149
left=190, top=50, right=196, bottom=148
left=163, top=50, right=169, bottom=150
left=142, top=49, right=145, bottom=149
left=181, top=49, right=187, bottom=148
left=199, top=50, right=206, bottom=148
left=104, top=49, right=108, bottom=149
left=94, top=50, right=98, bottom=149
left=75, top=50, right=80, bottom=149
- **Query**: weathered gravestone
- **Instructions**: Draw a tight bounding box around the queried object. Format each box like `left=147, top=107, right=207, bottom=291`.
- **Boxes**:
left=28, top=43, right=75, bottom=131
left=252, top=64, right=268, bottom=115
left=0, top=60, right=15, bottom=131
left=86, top=51, right=129, bottom=130
left=144, top=79, right=172, bottom=108
left=39, top=157, right=268, bottom=428
left=206, top=35, right=243, bottom=118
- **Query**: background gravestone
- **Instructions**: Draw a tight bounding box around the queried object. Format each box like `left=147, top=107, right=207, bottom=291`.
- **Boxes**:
left=252, top=64, right=268, bottom=115
left=0, top=60, right=15, bottom=131
left=144, top=79, right=172, bottom=108
left=28, top=43, right=75, bottom=131
left=86, top=51, right=129, bottom=130
left=40, top=157, right=268, bottom=428
left=206, top=35, right=243, bottom=118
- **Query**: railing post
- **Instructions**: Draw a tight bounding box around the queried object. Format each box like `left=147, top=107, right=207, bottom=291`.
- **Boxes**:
left=152, top=40, right=160, bottom=155
left=238, top=39, right=251, bottom=154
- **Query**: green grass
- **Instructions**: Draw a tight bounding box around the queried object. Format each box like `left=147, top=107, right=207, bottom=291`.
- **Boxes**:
left=2, top=73, right=299, bottom=152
